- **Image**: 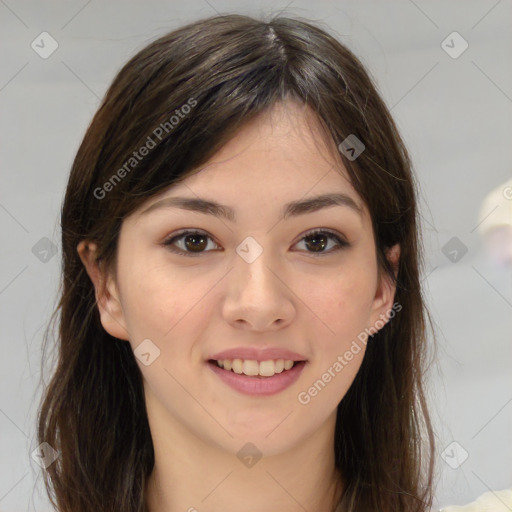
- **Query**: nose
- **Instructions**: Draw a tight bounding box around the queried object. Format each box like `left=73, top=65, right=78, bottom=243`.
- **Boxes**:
left=221, top=247, right=295, bottom=331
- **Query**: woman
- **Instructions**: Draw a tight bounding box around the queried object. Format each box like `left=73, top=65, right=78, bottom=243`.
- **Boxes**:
left=37, top=14, right=436, bottom=512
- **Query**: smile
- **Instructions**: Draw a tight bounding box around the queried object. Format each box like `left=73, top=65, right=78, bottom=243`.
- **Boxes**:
left=207, top=359, right=307, bottom=396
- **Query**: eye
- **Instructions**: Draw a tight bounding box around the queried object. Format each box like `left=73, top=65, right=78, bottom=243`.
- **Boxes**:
left=162, top=228, right=350, bottom=257
left=163, top=229, right=220, bottom=257
left=293, top=228, right=350, bottom=256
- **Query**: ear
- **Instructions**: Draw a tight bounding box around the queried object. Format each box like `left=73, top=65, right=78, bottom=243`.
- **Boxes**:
left=76, top=240, right=130, bottom=341
left=368, top=244, right=400, bottom=331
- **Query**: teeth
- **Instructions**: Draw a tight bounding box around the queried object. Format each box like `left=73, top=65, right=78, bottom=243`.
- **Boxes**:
left=214, top=358, right=297, bottom=377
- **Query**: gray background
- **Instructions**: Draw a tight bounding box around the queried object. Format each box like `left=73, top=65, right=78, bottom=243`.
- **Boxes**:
left=1, top=1, right=511, bottom=510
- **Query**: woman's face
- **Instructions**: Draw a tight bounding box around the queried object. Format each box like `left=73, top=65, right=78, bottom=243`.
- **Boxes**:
left=80, top=100, right=399, bottom=457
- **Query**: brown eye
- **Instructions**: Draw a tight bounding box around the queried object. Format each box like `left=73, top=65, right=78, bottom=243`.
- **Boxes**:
left=183, top=233, right=208, bottom=252
left=163, top=228, right=350, bottom=258
left=163, top=230, right=219, bottom=257
left=294, top=229, right=350, bottom=256
left=304, top=232, right=329, bottom=252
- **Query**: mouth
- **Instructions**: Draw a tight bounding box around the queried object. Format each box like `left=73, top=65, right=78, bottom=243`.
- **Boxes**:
left=206, top=358, right=307, bottom=396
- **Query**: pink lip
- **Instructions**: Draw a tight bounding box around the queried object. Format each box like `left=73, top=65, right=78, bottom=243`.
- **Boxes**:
left=209, top=347, right=307, bottom=362
left=207, top=360, right=307, bottom=396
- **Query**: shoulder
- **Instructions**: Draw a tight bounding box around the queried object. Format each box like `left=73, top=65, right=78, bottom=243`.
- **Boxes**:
left=438, top=488, right=512, bottom=512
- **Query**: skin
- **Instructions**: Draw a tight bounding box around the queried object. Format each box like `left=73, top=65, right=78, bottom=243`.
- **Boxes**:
left=78, top=99, right=400, bottom=512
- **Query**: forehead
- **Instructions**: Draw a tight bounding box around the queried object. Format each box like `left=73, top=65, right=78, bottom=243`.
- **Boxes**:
left=132, top=99, right=368, bottom=224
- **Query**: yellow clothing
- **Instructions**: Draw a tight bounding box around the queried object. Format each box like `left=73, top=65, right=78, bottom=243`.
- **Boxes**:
left=440, top=488, right=512, bottom=512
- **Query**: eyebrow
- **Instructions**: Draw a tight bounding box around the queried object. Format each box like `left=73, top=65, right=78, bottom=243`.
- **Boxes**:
left=140, top=192, right=363, bottom=221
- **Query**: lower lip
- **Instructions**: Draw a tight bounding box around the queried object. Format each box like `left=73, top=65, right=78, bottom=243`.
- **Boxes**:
left=207, top=360, right=307, bottom=396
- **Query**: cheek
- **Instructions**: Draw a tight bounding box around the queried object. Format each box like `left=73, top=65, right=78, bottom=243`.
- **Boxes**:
left=295, top=271, right=373, bottom=410
left=296, top=261, right=376, bottom=340
left=116, top=253, right=207, bottom=348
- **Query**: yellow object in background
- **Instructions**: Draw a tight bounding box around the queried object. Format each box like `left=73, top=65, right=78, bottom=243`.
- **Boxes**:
left=440, top=488, right=512, bottom=512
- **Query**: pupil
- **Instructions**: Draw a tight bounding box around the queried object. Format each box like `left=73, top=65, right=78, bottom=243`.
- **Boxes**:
left=306, top=233, right=327, bottom=252
left=185, top=234, right=207, bottom=252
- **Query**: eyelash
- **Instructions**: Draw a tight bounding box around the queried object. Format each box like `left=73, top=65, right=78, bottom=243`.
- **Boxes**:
left=162, top=228, right=350, bottom=258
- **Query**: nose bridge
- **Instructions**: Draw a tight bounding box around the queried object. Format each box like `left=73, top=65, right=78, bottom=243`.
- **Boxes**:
left=223, top=236, right=294, bottom=329
left=234, top=237, right=279, bottom=297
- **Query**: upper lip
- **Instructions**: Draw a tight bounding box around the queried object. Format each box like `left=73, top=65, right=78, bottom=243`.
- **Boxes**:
left=209, top=347, right=307, bottom=362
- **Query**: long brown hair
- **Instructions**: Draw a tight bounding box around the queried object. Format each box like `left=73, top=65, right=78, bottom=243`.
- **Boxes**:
left=38, top=13, right=437, bottom=512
